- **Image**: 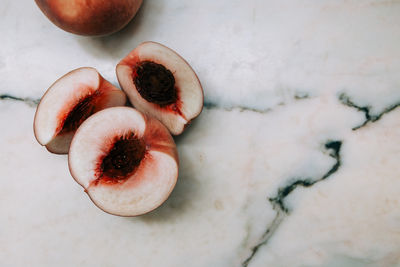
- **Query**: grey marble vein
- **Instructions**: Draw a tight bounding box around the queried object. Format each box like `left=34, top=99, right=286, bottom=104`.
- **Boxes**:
left=203, top=92, right=310, bottom=114
left=0, top=94, right=39, bottom=107
left=339, top=93, right=400, bottom=130
left=242, top=141, right=342, bottom=267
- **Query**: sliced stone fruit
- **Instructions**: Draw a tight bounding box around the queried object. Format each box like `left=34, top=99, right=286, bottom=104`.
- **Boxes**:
left=116, top=41, right=204, bottom=135
left=68, top=107, right=179, bottom=216
left=34, top=67, right=126, bottom=154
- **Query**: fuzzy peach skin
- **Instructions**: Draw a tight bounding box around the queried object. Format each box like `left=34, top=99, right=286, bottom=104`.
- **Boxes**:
left=35, top=0, right=143, bottom=36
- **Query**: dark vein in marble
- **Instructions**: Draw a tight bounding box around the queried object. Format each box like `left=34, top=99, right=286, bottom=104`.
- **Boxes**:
left=242, top=141, right=342, bottom=267
left=1, top=90, right=310, bottom=113
left=294, top=92, right=310, bottom=100
left=242, top=92, right=400, bottom=265
left=203, top=92, right=309, bottom=114
left=271, top=141, right=341, bottom=212
left=241, top=203, right=286, bottom=267
left=339, top=93, right=400, bottom=130
left=0, top=94, right=40, bottom=107
left=203, top=101, right=271, bottom=113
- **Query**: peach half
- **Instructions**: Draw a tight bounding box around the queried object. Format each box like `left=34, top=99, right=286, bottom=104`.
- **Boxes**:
left=68, top=107, right=179, bottom=216
left=34, top=67, right=126, bottom=154
left=116, top=41, right=204, bottom=135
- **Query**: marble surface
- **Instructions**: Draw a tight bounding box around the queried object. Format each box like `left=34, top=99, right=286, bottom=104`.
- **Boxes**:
left=1, top=0, right=400, bottom=266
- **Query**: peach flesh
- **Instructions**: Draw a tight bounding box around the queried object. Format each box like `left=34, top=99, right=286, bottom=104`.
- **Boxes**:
left=68, top=107, right=179, bottom=216
left=58, top=92, right=97, bottom=134
left=116, top=41, right=204, bottom=135
left=34, top=67, right=126, bottom=154
left=54, top=85, right=116, bottom=146
left=134, top=61, right=177, bottom=106
left=35, top=0, right=143, bottom=36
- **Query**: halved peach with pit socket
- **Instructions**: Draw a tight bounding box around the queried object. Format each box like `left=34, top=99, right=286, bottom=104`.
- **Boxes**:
left=34, top=67, right=126, bottom=154
left=116, top=41, right=204, bottom=135
left=68, top=107, right=179, bottom=216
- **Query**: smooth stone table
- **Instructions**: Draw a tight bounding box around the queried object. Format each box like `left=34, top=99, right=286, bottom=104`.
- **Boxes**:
left=1, top=1, right=400, bottom=266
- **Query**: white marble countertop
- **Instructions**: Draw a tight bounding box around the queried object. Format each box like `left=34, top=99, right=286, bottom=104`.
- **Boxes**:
left=2, top=0, right=400, bottom=266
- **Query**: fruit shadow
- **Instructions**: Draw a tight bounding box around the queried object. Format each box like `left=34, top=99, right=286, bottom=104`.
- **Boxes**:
left=74, top=0, right=160, bottom=62
left=131, top=117, right=204, bottom=223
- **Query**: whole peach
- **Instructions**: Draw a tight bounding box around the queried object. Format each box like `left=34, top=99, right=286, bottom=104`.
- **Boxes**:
left=35, top=0, right=143, bottom=36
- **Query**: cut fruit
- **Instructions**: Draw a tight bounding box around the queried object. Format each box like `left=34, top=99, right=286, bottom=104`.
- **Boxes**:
left=34, top=67, right=126, bottom=154
left=68, top=107, right=179, bottom=216
left=116, top=41, right=204, bottom=135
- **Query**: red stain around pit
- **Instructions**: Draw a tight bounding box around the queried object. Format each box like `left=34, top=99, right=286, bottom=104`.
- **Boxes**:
left=55, top=78, right=117, bottom=138
left=88, top=114, right=179, bottom=189
left=90, top=132, right=150, bottom=188
left=121, top=51, right=186, bottom=119
left=90, top=149, right=153, bottom=189
left=161, top=97, right=186, bottom=119
left=133, top=61, right=186, bottom=119
left=55, top=86, right=98, bottom=136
